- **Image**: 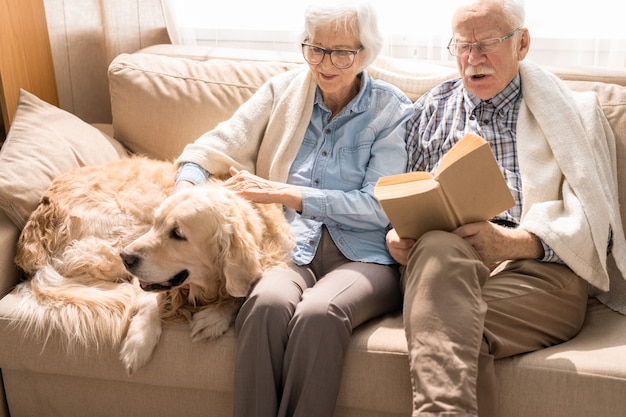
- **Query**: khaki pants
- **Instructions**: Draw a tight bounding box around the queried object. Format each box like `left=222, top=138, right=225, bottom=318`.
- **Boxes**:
left=401, top=231, right=588, bottom=417
left=234, top=228, right=402, bottom=417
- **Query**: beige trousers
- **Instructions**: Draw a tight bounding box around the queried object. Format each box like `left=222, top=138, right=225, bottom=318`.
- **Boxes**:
left=401, top=230, right=588, bottom=417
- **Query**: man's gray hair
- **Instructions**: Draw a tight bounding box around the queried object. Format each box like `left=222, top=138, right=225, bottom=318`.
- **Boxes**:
left=502, top=0, right=526, bottom=28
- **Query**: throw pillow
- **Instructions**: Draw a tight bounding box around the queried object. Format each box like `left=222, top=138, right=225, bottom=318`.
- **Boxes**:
left=0, top=89, right=128, bottom=229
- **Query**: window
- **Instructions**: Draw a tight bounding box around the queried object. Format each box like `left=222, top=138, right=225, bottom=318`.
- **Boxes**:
left=162, top=0, right=626, bottom=68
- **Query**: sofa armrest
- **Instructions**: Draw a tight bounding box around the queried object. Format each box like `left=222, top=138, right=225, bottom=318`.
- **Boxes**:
left=0, top=210, right=20, bottom=299
left=0, top=208, right=19, bottom=417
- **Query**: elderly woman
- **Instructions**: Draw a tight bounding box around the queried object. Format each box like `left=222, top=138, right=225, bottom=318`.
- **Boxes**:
left=175, top=2, right=413, bottom=416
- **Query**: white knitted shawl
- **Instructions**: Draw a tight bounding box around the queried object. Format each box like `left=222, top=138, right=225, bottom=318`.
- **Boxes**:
left=516, top=61, right=626, bottom=310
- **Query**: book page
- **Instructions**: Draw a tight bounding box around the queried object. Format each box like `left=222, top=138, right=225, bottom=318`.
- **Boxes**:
left=374, top=171, right=433, bottom=187
left=435, top=136, right=515, bottom=227
left=373, top=172, right=435, bottom=200
left=435, top=133, right=485, bottom=174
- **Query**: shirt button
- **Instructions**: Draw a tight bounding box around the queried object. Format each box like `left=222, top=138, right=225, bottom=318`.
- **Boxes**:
left=309, top=239, right=315, bottom=246
left=314, top=179, right=320, bottom=185
left=482, top=119, right=490, bottom=125
left=321, top=151, right=328, bottom=157
left=325, top=128, right=331, bottom=135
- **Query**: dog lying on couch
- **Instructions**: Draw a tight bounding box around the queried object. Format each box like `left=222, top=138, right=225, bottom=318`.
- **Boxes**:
left=10, top=155, right=293, bottom=373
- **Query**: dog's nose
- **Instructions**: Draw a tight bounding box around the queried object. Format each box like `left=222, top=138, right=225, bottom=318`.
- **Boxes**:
left=120, top=250, right=139, bottom=270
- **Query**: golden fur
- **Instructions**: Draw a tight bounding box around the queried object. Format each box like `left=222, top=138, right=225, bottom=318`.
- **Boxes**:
left=11, top=156, right=293, bottom=372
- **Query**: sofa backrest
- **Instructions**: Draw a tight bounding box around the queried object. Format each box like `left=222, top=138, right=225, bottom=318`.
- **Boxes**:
left=108, top=53, right=302, bottom=160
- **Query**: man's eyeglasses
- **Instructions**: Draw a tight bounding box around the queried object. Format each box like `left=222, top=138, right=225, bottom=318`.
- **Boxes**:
left=447, top=27, right=521, bottom=57
left=301, top=43, right=363, bottom=69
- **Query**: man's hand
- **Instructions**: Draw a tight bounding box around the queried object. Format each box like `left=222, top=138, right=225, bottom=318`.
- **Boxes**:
left=453, top=221, right=544, bottom=270
left=386, top=228, right=416, bottom=266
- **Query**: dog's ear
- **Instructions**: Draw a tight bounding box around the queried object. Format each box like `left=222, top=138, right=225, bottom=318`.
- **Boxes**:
left=222, top=239, right=263, bottom=298
left=220, top=213, right=264, bottom=298
left=223, top=261, right=261, bottom=297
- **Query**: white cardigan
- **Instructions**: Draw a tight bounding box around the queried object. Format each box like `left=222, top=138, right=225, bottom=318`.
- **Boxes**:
left=177, top=67, right=316, bottom=183
left=516, top=61, right=626, bottom=306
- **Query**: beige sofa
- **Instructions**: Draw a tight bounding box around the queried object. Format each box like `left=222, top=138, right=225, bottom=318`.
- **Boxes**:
left=0, top=44, right=625, bottom=417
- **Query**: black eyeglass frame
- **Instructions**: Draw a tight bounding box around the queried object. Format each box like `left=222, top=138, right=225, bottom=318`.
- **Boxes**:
left=301, top=43, right=364, bottom=69
left=447, top=27, right=521, bottom=57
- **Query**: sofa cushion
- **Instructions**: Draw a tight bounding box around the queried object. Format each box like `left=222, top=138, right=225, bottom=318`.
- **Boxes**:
left=496, top=298, right=626, bottom=417
left=0, top=90, right=128, bottom=230
left=108, top=53, right=303, bottom=161
left=368, top=55, right=459, bottom=102
left=2, top=288, right=626, bottom=417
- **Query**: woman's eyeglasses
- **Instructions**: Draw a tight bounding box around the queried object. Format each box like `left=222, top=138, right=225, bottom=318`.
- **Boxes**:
left=301, top=43, right=363, bottom=69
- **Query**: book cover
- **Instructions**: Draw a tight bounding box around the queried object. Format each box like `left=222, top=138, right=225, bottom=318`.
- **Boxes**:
left=374, top=133, right=515, bottom=239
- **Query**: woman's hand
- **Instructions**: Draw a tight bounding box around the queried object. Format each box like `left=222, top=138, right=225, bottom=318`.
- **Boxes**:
left=175, top=180, right=195, bottom=191
left=225, top=167, right=303, bottom=211
left=386, top=228, right=416, bottom=266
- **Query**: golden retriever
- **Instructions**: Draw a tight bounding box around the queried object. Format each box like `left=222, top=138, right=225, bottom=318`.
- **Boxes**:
left=11, top=156, right=293, bottom=372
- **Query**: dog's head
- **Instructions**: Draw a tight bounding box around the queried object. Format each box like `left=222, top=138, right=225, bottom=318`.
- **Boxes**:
left=120, top=184, right=268, bottom=298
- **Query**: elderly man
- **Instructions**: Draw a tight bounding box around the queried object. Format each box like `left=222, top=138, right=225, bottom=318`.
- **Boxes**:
left=386, top=0, right=626, bottom=416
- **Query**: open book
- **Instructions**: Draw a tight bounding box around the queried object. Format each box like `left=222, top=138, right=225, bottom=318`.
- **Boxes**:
left=374, top=133, right=515, bottom=240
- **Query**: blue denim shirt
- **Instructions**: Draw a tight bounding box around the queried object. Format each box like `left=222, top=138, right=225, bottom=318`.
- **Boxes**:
left=287, top=74, right=412, bottom=265
left=178, top=72, right=413, bottom=265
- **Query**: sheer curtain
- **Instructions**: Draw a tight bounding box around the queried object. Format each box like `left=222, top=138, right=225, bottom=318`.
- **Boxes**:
left=161, top=0, right=625, bottom=68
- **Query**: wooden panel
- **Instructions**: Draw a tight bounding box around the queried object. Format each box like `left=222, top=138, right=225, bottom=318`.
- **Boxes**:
left=0, top=110, right=4, bottom=142
left=0, top=0, right=58, bottom=136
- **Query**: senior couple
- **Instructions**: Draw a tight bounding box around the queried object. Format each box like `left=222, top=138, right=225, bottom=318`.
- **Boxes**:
left=174, top=0, right=626, bottom=416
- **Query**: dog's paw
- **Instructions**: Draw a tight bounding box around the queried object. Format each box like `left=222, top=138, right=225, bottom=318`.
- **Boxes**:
left=119, top=292, right=162, bottom=374
left=120, top=326, right=161, bottom=374
left=190, top=305, right=236, bottom=342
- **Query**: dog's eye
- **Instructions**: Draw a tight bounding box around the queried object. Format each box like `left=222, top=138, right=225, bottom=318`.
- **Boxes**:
left=170, top=227, right=186, bottom=241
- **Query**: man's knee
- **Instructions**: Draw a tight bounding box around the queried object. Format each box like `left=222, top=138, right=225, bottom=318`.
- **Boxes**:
left=402, top=230, right=484, bottom=291
left=412, top=230, right=467, bottom=255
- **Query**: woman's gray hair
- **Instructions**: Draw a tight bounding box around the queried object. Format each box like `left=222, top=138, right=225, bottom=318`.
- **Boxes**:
left=300, top=1, right=383, bottom=69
